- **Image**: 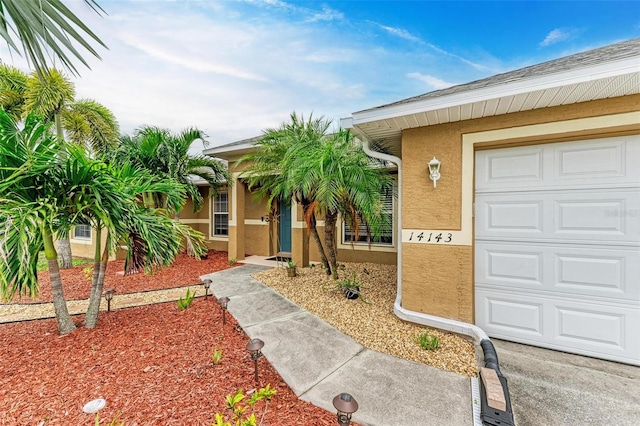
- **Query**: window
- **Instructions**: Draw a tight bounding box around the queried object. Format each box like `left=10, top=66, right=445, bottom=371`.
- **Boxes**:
left=343, top=189, right=394, bottom=246
left=212, top=191, right=229, bottom=236
left=73, top=224, right=92, bottom=240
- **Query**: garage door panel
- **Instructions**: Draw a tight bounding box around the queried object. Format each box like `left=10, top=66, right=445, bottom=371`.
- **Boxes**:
left=476, top=190, right=639, bottom=242
left=476, top=289, right=640, bottom=364
left=477, top=242, right=639, bottom=300
left=555, top=139, right=625, bottom=180
left=476, top=135, right=640, bottom=192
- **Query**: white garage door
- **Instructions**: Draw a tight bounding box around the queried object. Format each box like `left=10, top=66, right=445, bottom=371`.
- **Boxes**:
left=475, top=135, right=640, bottom=365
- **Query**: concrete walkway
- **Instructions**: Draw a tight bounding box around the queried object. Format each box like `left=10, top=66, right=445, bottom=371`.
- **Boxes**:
left=202, top=264, right=475, bottom=426
left=1, top=263, right=477, bottom=426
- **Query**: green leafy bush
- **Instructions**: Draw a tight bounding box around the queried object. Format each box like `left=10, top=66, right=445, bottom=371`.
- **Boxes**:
left=214, top=385, right=277, bottom=426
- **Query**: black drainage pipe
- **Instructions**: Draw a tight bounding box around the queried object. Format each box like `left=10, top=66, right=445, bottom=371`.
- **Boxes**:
left=479, top=339, right=516, bottom=426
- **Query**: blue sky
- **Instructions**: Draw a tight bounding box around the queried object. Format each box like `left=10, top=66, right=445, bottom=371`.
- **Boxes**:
left=4, top=1, right=638, bottom=151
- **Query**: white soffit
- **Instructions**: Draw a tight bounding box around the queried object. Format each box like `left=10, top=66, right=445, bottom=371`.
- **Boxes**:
left=350, top=56, right=640, bottom=145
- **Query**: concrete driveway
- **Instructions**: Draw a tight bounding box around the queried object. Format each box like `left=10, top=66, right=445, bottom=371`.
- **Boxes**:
left=493, top=340, right=640, bottom=425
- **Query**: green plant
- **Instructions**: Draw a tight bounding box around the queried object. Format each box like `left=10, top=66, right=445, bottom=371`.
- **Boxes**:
left=82, top=266, right=93, bottom=281
left=285, top=259, right=296, bottom=269
left=211, top=349, right=223, bottom=365
left=229, top=258, right=237, bottom=265
left=417, top=330, right=440, bottom=351
left=214, top=385, right=277, bottom=426
left=177, top=288, right=195, bottom=310
left=94, top=412, right=124, bottom=426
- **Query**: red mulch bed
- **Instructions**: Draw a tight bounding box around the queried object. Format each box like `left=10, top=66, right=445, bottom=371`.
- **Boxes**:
left=21, top=250, right=235, bottom=303
left=0, top=252, right=344, bottom=425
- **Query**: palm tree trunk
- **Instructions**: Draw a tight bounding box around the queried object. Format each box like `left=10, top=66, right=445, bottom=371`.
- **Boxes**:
left=43, top=227, right=76, bottom=334
left=303, top=203, right=330, bottom=275
left=56, top=236, right=73, bottom=269
left=54, top=112, right=74, bottom=269
left=174, top=213, right=196, bottom=256
left=85, top=228, right=108, bottom=328
left=324, top=211, right=339, bottom=279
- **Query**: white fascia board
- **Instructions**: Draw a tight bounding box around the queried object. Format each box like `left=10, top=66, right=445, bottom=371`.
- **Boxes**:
left=351, top=56, right=640, bottom=125
left=202, top=141, right=254, bottom=156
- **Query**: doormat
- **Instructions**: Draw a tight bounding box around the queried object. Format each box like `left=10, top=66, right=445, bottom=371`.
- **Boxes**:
left=265, top=256, right=291, bottom=262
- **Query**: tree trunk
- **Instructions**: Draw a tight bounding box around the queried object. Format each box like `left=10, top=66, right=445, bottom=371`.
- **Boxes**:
left=54, top=113, right=74, bottom=269
left=304, top=204, right=330, bottom=275
left=324, top=211, right=339, bottom=280
left=43, top=227, right=76, bottom=334
left=57, top=237, right=73, bottom=269
left=85, top=229, right=108, bottom=328
left=175, top=213, right=196, bottom=257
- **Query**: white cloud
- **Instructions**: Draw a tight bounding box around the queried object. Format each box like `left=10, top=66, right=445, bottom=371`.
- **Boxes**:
left=375, top=24, right=422, bottom=42
left=407, top=72, right=455, bottom=90
left=539, top=28, right=581, bottom=47
left=309, top=6, right=344, bottom=22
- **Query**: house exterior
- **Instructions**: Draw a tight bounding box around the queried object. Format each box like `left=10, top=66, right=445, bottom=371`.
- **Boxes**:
left=71, top=38, right=639, bottom=365
left=340, top=38, right=640, bottom=366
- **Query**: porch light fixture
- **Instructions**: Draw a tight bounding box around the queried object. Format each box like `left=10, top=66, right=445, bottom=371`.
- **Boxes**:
left=202, top=279, right=212, bottom=300
left=103, top=289, right=115, bottom=312
left=428, top=156, right=441, bottom=188
left=332, top=393, right=358, bottom=426
left=218, top=296, right=230, bottom=325
left=246, top=338, right=264, bottom=382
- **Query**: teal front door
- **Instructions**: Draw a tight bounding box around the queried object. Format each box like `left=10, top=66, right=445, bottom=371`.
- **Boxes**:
left=278, top=199, right=292, bottom=253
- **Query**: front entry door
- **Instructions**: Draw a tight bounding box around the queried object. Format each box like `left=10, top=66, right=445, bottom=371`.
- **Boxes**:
left=278, top=199, right=292, bottom=253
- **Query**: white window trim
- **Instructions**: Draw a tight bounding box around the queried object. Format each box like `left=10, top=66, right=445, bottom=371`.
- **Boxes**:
left=210, top=190, right=229, bottom=240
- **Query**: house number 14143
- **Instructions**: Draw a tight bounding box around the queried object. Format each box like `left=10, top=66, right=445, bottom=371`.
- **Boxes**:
left=408, top=231, right=452, bottom=243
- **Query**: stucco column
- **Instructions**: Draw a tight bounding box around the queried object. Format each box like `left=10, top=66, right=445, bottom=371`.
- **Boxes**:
left=291, top=201, right=309, bottom=267
left=228, top=179, right=245, bottom=261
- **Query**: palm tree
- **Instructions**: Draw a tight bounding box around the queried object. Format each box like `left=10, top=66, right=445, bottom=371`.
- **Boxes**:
left=288, top=127, right=393, bottom=279
left=108, top=126, right=231, bottom=256
left=0, top=64, right=119, bottom=267
left=0, top=0, right=106, bottom=77
left=238, top=113, right=332, bottom=274
left=0, top=111, right=199, bottom=332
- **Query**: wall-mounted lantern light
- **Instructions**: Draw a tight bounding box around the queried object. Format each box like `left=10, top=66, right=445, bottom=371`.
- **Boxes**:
left=428, top=156, right=441, bottom=188
left=332, top=393, right=358, bottom=426
left=218, top=296, right=230, bottom=325
left=202, top=279, right=212, bottom=300
left=103, top=289, right=115, bottom=312
left=246, top=338, right=265, bottom=382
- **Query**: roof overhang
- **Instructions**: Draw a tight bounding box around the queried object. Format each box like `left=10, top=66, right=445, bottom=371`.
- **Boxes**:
left=343, top=56, right=640, bottom=145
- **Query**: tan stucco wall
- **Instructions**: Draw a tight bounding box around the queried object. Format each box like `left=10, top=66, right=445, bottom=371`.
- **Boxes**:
left=401, top=95, right=640, bottom=323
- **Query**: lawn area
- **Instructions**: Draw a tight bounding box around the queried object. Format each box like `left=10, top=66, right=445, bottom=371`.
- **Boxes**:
left=0, top=252, right=342, bottom=425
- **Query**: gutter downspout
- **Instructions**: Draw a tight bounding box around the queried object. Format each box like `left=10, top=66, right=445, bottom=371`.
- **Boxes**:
left=357, top=129, right=515, bottom=426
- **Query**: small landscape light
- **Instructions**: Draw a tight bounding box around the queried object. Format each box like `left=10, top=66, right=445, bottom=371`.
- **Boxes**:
left=103, top=289, right=115, bottom=312
left=333, top=393, right=358, bottom=426
left=202, top=279, right=212, bottom=299
left=246, top=338, right=264, bottom=382
left=218, top=296, right=230, bottom=325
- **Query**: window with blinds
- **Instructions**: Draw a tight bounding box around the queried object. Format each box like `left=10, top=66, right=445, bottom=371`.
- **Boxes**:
left=73, top=224, right=92, bottom=240
left=212, top=191, right=229, bottom=236
left=342, top=189, right=394, bottom=246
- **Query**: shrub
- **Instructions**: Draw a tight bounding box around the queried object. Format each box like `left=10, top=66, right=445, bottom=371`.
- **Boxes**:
left=214, top=385, right=277, bottom=426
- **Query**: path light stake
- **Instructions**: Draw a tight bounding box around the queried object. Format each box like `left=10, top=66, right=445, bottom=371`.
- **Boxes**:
left=202, top=279, right=212, bottom=300
left=218, top=296, right=230, bottom=325
left=246, top=338, right=264, bottom=382
left=333, top=393, right=358, bottom=426
left=103, top=289, right=115, bottom=312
